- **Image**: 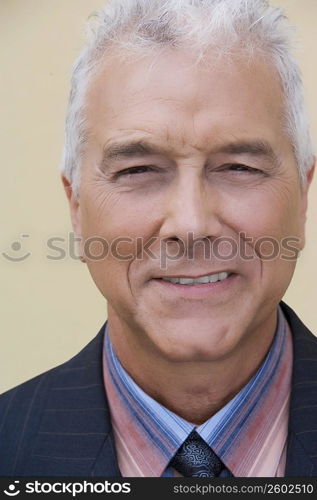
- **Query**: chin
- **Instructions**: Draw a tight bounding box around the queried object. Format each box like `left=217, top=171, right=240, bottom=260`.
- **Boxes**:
left=143, top=317, right=236, bottom=363
left=153, top=338, right=237, bottom=363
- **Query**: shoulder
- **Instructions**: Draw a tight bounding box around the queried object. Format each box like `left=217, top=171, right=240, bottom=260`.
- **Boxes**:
left=280, top=301, right=317, bottom=349
left=281, top=302, right=317, bottom=476
left=280, top=301, right=317, bottom=383
left=0, top=325, right=106, bottom=475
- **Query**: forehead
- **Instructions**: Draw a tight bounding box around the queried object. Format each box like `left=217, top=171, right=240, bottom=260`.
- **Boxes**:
left=85, top=49, right=286, bottom=153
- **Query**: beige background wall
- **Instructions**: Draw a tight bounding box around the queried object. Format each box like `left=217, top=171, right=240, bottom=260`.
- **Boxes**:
left=1, top=0, right=316, bottom=393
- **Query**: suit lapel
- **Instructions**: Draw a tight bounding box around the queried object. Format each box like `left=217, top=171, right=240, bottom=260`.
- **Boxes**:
left=92, top=430, right=121, bottom=476
left=281, top=302, right=317, bottom=477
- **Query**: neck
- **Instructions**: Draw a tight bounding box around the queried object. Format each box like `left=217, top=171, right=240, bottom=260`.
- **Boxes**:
left=107, top=309, right=277, bottom=424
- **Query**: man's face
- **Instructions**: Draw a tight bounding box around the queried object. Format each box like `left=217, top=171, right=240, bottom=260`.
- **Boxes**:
left=65, top=50, right=313, bottom=363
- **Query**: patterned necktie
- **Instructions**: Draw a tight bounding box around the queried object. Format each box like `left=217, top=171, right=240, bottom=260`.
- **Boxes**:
left=170, top=430, right=225, bottom=477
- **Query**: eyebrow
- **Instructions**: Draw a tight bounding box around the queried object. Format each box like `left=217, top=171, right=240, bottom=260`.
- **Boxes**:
left=102, top=140, right=164, bottom=161
left=101, top=138, right=279, bottom=166
left=219, top=140, right=279, bottom=164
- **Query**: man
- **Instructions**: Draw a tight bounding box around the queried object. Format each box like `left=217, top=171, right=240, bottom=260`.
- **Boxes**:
left=1, top=0, right=316, bottom=477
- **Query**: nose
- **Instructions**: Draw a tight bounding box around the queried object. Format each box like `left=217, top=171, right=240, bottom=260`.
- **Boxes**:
left=159, top=172, right=223, bottom=243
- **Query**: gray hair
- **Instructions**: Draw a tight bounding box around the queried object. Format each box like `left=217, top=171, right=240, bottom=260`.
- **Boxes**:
left=60, top=0, right=314, bottom=196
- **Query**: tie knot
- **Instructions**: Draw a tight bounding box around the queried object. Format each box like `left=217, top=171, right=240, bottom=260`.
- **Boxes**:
left=170, top=430, right=225, bottom=477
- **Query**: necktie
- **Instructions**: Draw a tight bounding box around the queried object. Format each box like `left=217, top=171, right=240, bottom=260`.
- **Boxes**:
left=170, top=430, right=226, bottom=477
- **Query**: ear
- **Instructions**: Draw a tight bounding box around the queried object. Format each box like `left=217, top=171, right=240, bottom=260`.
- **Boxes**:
left=301, top=161, right=315, bottom=218
left=298, top=161, right=315, bottom=249
left=61, top=175, right=82, bottom=238
left=306, top=161, right=315, bottom=186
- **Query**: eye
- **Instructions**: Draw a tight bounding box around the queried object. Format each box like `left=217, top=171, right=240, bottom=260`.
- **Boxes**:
left=115, top=165, right=155, bottom=177
left=225, top=164, right=261, bottom=173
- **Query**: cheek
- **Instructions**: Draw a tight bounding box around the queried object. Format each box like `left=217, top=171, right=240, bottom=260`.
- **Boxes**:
left=78, top=189, right=163, bottom=294
left=86, top=255, right=137, bottom=317
left=219, top=184, right=304, bottom=270
left=226, top=186, right=301, bottom=241
left=82, top=185, right=163, bottom=239
left=233, top=189, right=300, bottom=286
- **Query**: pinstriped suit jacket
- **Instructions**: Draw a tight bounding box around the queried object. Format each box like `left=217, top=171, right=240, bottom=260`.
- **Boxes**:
left=1, top=302, right=317, bottom=477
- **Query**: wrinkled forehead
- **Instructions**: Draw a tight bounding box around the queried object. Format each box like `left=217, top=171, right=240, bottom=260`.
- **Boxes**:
left=85, top=45, right=283, bottom=105
left=83, top=48, right=287, bottom=151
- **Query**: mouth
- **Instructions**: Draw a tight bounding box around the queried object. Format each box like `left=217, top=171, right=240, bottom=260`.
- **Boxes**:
left=150, top=271, right=240, bottom=303
left=151, top=271, right=237, bottom=299
left=155, top=271, right=233, bottom=286
left=150, top=271, right=238, bottom=300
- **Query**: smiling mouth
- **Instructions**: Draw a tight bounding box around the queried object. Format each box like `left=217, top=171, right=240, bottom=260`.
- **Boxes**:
left=156, top=271, right=233, bottom=286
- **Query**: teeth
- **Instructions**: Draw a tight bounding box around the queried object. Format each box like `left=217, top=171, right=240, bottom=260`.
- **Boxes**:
left=218, top=272, right=228, bottom=281
left=162, top=272, right=230, bottom=285
left=195, top=275, right=210, bottom=284
left=169, top=277, right=179, bottom=284
left=179, top=278, right=194, bottom=285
